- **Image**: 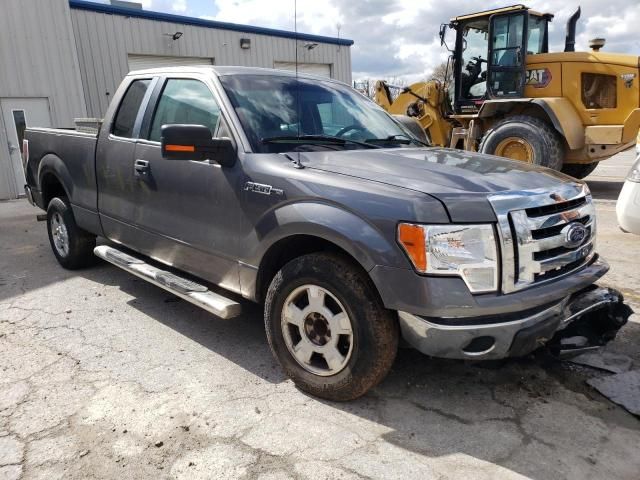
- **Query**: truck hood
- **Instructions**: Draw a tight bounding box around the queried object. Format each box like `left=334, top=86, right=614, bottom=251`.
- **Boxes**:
left=299, top=147, right=581, bottom=222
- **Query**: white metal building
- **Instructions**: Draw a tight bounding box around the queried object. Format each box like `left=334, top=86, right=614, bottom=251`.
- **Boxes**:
left=0, top=0, right=353, bottom=200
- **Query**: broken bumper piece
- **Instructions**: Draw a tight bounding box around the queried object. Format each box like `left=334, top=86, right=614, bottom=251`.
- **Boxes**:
left=546, top=287, right=633, bottom=358
left=398, top=286, right=633, bottom=360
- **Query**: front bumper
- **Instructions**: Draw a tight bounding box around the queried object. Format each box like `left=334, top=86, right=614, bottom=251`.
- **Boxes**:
left=398, top=286, right=632, bottom=360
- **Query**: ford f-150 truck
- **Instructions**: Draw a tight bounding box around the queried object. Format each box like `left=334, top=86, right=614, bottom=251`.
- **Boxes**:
left=23, top=66, right=632, bottom=401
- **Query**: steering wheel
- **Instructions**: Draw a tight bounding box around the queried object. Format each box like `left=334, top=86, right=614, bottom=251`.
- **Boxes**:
left=335, top=124, right=368, bottom=137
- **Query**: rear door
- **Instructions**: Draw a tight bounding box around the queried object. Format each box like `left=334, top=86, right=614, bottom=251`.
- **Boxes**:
left=131, top=75, right=245, bottom=291
left=96, top=76, right=157, bottom=241
left=487, top=11, right=528, bottom=98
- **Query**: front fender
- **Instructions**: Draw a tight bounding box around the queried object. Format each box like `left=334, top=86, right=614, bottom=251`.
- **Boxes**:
left=249, top=201, right=408, bottom=272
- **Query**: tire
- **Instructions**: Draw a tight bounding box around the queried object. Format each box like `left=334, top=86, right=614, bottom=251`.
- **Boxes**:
left=561, top=162, right=599, bottom=179
left=46, top=196, right=96, bottom=270
left=479, top=115, right=564, bottom=170
left=264, top=253, right=398, bottom=401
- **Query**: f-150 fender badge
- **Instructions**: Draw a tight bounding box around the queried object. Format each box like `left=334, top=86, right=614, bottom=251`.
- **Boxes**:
left=244, top=182, right=284, bottom=196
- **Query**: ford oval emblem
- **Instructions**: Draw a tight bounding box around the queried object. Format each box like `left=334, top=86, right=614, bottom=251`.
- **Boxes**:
left=562, top=223, right=588, bottom=248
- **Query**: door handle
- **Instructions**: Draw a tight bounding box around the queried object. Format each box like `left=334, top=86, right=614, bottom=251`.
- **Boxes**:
left=134, top=159, right=149, bottom=177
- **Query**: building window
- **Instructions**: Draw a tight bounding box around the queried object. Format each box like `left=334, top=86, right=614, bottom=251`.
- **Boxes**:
left=12, top=110, right=26, bottom=153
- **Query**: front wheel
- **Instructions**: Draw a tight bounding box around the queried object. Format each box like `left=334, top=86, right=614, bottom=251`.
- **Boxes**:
left=264, top=253, right=398, bottom=401
left=46, top=197, right=96, bottom=269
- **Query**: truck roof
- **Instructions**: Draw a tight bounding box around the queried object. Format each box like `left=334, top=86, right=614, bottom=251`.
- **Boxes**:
left=126, top=65, right=340, bottom=83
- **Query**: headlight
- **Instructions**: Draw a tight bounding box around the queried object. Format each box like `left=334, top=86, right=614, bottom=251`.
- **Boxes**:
left=398, top=223, right=499, bottom=293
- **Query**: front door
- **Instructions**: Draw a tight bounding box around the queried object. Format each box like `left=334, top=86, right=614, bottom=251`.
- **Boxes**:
left=487, top=11, right=528, bottom=98
left=455, top=19, right=490, bottom=114
left=132, top=77, right=245, bottom=293
left=1, top=98, right=51, bottom=198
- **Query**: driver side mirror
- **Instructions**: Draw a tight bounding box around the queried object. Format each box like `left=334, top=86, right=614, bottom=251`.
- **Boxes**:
left=161, top=124, right=236, bottom=167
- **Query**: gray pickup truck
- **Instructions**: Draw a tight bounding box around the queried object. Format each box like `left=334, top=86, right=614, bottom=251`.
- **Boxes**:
left=23, top=66, right=631, bottom=400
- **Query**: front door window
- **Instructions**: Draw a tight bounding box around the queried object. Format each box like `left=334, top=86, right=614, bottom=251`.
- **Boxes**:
left=488, top=12, right=527, bottom=97
left=459, top=23, right=489, bottom=101
left=149, top=79, right=221, bottom=142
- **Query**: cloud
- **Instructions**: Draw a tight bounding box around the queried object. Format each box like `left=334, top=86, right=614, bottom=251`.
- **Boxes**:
left=172, top=0, right=187, bottom=13
left=139, top=0, right=640, bottom=82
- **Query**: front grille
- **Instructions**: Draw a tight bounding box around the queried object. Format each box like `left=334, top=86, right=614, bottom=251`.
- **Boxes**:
left=489, top=184, right=596, bottom=293
left=525, top=196, right=586, bottom=217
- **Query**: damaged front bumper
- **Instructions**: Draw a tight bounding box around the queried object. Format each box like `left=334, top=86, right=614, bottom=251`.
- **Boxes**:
left=398, top=286, right=633, bottom=360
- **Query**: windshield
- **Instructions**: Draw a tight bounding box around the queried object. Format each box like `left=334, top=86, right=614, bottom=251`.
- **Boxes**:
left=219, top=74, right=422, bottom=153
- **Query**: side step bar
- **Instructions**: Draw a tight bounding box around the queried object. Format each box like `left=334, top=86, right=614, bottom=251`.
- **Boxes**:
left=94, top=245, right=242, bottom=319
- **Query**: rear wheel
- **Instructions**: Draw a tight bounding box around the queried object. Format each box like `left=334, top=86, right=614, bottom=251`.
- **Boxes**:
left=46, top=197, right=96, bottom=269
left=561, top=162, right=599, bottom=179
left=479, top=115, right=564, bottom=170
left=264, top=253, right=398, bottom=401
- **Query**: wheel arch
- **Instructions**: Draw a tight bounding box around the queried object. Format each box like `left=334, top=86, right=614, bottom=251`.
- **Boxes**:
left=255, top=234, right=368, bottom=304
left=38, top=154, right=73, bottom=208
left=478, top=98, right=584, bottom=150
left=250, top=203, right=405, bottom=303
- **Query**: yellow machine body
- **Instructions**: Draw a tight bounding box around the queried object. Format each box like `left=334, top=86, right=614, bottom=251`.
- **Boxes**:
left=374, top=5, right=640, bottom=175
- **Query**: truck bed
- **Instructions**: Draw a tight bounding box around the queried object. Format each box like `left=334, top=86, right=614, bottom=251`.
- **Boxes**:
left=24, top=127, right=99, bottom=230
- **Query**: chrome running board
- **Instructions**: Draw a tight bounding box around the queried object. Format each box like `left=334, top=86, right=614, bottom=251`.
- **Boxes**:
left=94, top=245, right=242, bottom=319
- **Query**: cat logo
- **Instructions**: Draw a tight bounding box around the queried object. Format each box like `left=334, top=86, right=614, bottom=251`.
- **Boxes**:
left=525, top=68, right=552, bottom=88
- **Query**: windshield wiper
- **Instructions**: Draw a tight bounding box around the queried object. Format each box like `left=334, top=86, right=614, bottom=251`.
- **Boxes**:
left=365, top=134, right=430, bottom=147
left=261, top=135, right=380, bottom=149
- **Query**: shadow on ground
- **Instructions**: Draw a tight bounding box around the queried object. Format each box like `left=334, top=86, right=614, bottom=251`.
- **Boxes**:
left=586, top=179, right=624, bottom=201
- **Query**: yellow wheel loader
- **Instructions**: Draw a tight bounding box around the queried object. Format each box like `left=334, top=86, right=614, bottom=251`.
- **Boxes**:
left=374, top=5, right=640, bottom=178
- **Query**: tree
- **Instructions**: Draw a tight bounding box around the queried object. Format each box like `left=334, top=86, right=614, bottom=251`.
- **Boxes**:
left=429, top=61, right=453, bottom=86
left=353, top=77, right=407, bottom=100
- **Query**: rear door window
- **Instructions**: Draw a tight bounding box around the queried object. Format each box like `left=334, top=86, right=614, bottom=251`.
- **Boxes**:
left=148, top=79, right=220, bottom=142
left=112, top=79, right=151, bottom=138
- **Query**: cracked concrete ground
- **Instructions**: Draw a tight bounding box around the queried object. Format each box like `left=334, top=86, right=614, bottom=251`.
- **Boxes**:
left=1, top=153, right=639, bottom=479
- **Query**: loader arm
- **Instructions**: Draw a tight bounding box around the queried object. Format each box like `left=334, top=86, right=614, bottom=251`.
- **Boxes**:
left=374, top=80, right=453, bottom=147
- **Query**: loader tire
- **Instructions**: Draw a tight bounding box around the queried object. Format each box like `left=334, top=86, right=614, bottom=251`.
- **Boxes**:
left=479, top=115, right=564, bottom=171
left=561, top=162, right=599, bottom=179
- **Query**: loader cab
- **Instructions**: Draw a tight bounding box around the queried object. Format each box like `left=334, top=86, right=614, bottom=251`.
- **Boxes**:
left=447, top=5, right=551, bottom=114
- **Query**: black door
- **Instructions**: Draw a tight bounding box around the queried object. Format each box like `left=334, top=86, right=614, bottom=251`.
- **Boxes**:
left=487, top=11, right=528, bottom=98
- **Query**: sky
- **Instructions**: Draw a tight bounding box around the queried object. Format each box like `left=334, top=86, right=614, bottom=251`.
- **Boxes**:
left=100, top=0, right=640, bottom=82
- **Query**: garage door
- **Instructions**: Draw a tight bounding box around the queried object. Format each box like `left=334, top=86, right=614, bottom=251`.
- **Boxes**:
left=273, top=62, right=331, bottom=78
left=127, top=54, right=213, bottom=72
